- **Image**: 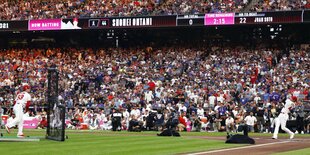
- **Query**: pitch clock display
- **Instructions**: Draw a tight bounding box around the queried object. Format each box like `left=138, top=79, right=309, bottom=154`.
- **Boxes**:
left=204, top=13, right=235, bottom=26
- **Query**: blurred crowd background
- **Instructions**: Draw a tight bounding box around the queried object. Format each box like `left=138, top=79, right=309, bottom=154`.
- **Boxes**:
left=0, top=0, right=309, bottom=20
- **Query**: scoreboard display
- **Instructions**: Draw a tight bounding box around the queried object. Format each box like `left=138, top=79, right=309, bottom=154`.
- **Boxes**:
left=88, top=19, right=109, bottom=28
left=234, top=11, right=303, bottom=25
left=176, top=11, right=304, bottom=26
left=304, top=10, right=310, bottom=23
left=0, top=10, right=309, bottom=31
left=205, top=13, right=235, bottom=26
left=177, top=14, right=205, bottom=26
left=0, top=20, right=28, bottom=31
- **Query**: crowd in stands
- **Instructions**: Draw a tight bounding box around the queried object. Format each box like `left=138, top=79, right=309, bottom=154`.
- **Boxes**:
left=154, top=0, right=247, bottom=15
left=0, top=0, right=251, bottom=20
left=0, top=45, right=309, bottom=133
left=250, top=0, right=310, bottom=12
left=0, top=0, right=310, bottom=21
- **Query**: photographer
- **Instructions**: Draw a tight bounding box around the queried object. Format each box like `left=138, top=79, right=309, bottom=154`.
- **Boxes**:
left=295, top=102, right=305, bottom=134
left=0, top=105, right=3, bottom=128
left=69, top=114, right=81, bottom=130
left=207, top=109, right=216, bottom=131
left=37, top=116, right=48, bottom=129
left=155, top=109, right=165, bottom=131
left=190, top=111, right=202, bottom=132
left=146, top=111, right=156, bottom=131
left=256, top=102, right=265, bottom=133
left=111, top=108, right=123, bottom=131
left=128, top=115, right=142, bottom=132
left=305, top=113, right=310, bottom=134
left=157, top=111, right=180, bottom=136
left=166, top=111, right=179, bottom=130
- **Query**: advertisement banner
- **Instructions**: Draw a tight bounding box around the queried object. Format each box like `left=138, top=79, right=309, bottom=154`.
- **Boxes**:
left=23, top=117, right=39, bottom=129
left=2, top=116, right=39, bottom=129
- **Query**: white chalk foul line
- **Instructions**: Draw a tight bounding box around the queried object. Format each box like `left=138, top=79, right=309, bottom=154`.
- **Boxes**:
left=186, top=141, right=291, bottom=155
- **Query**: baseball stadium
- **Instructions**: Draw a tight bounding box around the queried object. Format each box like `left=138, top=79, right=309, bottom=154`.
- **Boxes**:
left=0, top=0, right=310, bottom=155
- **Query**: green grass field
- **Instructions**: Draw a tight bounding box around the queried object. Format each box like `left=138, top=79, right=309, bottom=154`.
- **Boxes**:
left=273, top=148, right=310, bottom=155
left=0, top=129, right=243, bottom=155
left=1, top=129, right=309, bottom=155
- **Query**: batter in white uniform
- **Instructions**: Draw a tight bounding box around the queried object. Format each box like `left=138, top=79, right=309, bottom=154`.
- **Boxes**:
left=5, top=84, right=32, bottom=138
left=272, top=96, right=298, bottom=139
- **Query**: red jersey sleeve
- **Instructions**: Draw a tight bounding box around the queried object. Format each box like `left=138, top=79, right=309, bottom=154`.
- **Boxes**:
left=25, top=101, right=31, bottom=112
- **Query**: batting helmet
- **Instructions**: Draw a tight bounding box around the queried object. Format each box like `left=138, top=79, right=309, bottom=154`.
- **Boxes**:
left=23, top=84, right=31, bottom=91
left=291, top=96, right=298, bottom=102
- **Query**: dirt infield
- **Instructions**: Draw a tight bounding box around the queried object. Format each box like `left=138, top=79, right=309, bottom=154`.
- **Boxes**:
left=187, top=136, right=310, bottom=155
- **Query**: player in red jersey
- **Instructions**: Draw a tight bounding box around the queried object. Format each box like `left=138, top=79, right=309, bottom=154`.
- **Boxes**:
left=5, top=84, right=32, bottom=138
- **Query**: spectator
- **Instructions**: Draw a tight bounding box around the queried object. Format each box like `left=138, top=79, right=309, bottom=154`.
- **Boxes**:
left=197, top=106, right=204, bottom=118
left=251, top=0, right=309, bottom=12
left=0, top=43, right=308, bottom=134
left=177, top=112, right=186, bottom=132
left=102, top=116, right=113, bottom=130
left=244, top=112, right=257, bottom=132
left=6, top=114, right=15, bottom=128
left=225, top=112, right=236, bottom=132
left=0, top=105, right=3, bottom=127
left=89, top=115, right=100, bottom=130
left=37, top=116, right=48, bottom=129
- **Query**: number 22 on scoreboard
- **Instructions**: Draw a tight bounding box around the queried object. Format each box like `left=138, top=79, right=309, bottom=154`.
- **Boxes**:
left=239, top=17, right=246, bottom=23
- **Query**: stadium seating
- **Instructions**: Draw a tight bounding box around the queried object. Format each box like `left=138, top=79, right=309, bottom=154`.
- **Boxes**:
left=1, top=0, right=309, bottom=20
left=250, top=0, right=310, bottom=12
left=0, top=0, right=160, bottom=20
left=0, top=46, right=309, bottom=132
